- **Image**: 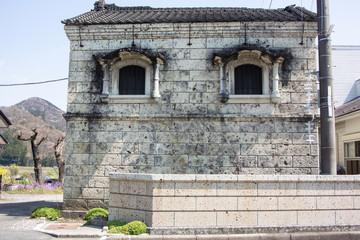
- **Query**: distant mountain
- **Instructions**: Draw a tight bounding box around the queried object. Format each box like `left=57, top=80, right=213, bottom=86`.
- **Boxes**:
left=0, top=97, right=66, bottom=166
left=15, top=97, right=65, bottom=132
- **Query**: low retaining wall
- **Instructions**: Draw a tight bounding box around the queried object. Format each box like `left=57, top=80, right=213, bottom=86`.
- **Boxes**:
left=109, top=174, right=360, bottom=235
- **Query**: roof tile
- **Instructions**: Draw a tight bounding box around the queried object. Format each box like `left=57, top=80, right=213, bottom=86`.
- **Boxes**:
left=62, top=4, right=316, bottom=25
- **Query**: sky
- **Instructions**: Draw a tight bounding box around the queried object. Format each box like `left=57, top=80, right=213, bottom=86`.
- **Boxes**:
left=0, top=0, right=359, bottom=111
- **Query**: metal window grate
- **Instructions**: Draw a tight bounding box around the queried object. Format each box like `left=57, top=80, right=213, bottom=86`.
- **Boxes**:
left=119, top=65, right=145, bottom=95
left=234, top=64, right=262, bottom=94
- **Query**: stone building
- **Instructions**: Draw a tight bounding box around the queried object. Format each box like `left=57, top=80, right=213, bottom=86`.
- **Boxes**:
left=62, top=1, right=319, bottom=215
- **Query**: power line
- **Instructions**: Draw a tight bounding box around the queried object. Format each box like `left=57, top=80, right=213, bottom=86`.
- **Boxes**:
left=0, top=78, right=68, bottom=87
left=261, top=0, right=265, bottom=8
left=269, top=0, right=273, bottom=9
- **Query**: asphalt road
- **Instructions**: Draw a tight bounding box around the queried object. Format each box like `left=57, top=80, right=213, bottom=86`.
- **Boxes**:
left=0, top=194, right=62, bottom=240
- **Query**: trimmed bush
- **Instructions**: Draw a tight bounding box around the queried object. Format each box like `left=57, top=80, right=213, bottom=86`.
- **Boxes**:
left=31, top=207, right=60, bottom=221
left=84, top=208, right=108, bottom=221
left=106, top=220, right=128, bottom=230
left=108, top=220, right=147, bottom=235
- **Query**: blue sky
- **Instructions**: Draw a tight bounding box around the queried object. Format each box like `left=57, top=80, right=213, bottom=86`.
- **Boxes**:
left=0, top=0, right=358, bottom=111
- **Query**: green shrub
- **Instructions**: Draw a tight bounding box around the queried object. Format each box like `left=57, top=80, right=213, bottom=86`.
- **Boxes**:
left=19, top=179, right=30, bottom=185
left=108, top=220, right=146, bottom=235
left=31, top=207, right=60, bottom=221
left=84, top=208, right=108, bottom=221
left=106, top=220, right=128, bottom=230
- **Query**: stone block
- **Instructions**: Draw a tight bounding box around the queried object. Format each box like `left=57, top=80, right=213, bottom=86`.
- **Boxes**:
left=146, top=212, right=175, bottom=227
left=90, top=153, right=122, bottom=166
left=276, top=144, right=311, bottom=156
left=155, top=132, right=189, bottom=143
left=136, top=196, right=152, bottom=210
left=122, top=154, right=153, bottom=166
left=122, top=132, right=155, bottom=143
left=335, top=182, right=355, bottom=196
left=147, top=181, right=175, bottom=196
left=258, top=156, right=292, bottom=168
left=258, top=211, right=297, bottom=227
left=196, top=197, right=237, bottom=211
left=73, top=143, right=91, bottom=154
left=238, top=197, right=277, bottom=211
left=278, top=197, right=316, bottom=210
left=109, top=179, right=120, bottom=193
left=297, top=211, right=335, bottom=226
left=163, top=70, right=190, bottom=81
left=292, top=156, right=318, bottom=168
left=175, top=212, right=216, bottom=227
left=89, top=177, right=109, bottom=188
left=109, top=194, right=137, bottom=209
left=207, top=144, right=240, bottom=156
left=175, top=182, right=217, bottom=196
left=258, top=133, right=292, bottom=144
left=216, top=211, right=257, bottom=227
left=153, top=196, right=196, bottom=211
left=297, top=182, right=335, bottom=196
left=119, top=180, right=147, bottom=195
left=241, top=144, right=275, bottom=156
left=317, top=196, right=353, bottom=210
left=217, top=182, right=257, bottom=196
left=82, top=188, right=104, bottom=199
left=118, top=208, right=146, bottom=223
left=62, top=199, right=88, bottom=211
left=336, top=210, right=360, bottom=225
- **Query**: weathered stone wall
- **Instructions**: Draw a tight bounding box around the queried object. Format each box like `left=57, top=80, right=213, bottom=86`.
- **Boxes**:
left=63, top=21, right=319, bottom=214
left=109, top=174, right=360, bottom=234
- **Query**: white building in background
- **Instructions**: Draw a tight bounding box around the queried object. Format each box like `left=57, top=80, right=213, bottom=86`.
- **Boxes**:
left=332, top=45, right=360, bottom=107
left=333, top=45, right=360, bottom=174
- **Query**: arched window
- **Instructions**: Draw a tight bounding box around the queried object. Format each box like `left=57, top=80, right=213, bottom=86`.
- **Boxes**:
left=234, top=64, right=262, bottom=95
left=214, top=50, right=283, bottom=103
left=119, top=65, right=146, bottom=95
left=96, top=50, right=164, bottom=103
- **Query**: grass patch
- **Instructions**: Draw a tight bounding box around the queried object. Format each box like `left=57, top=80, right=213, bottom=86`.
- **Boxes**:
left=31, top=207, right=61, bottom=221
left=84, top=208, right=109, bottom=221
left=107, top=220, right=147, bottom=235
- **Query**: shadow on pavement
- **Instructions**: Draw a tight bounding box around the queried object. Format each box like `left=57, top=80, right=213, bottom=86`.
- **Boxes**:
left=0, top=201, right=62, bottom=217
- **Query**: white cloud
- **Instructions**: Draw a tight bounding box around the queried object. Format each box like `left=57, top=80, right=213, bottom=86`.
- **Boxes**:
left=0, top=60, right=5, bottom=68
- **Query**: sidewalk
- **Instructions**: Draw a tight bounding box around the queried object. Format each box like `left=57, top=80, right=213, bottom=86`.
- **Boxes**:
left=2, top=193, right=360, bottom=239
left=34, top=220, right=360, bottom=240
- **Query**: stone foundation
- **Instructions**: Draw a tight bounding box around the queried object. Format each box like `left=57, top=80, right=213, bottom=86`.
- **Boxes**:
left=109, top=174, right=360, bottom=234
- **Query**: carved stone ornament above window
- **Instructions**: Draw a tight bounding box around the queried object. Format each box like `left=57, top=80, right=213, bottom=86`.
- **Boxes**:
left=214, top=47, right=286, bottom=104
left=95, top=48, right=165, bottom=103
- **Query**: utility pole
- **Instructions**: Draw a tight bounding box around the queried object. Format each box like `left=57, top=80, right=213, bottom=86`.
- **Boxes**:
left=317, top=0, right=337, bottom=175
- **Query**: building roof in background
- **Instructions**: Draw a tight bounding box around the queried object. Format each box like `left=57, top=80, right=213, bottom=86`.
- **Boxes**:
left=335, top=96, right=360, bottom=118
left=62, top=2, right=316, bottom=25
left=0, top=109, right=12, bottom=128
left=0, top=134, right=8, bottom=145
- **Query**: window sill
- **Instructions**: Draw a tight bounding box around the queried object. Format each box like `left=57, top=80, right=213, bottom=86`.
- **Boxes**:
left=101, top=95, right=154, bottom=103
left=227, top=94, right=271, bottom=103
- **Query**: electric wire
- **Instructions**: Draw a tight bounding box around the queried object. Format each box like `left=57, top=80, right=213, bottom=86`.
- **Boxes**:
left=269, top=0, right=273, bottom=9
left=0, top=78, right=68, bottom=87
left=261, top=0, right=265, bottom=8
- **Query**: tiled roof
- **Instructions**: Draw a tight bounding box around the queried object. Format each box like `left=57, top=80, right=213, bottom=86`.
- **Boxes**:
left=335, top=97, right=360, bottom=118
left=62, top=3, right=316, bottom=25
left=0, top=109, right=11, bottom=127
left=0, top=134, right=8, bottom=145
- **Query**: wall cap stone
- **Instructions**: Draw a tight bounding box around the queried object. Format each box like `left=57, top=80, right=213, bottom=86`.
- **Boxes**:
left=109, top=173, right=360, bottom=183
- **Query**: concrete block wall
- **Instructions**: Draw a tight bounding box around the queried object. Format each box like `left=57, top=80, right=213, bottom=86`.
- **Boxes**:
left=109, top=174, right=360, bottom=234
left=63, top=21, right=319, bottom=213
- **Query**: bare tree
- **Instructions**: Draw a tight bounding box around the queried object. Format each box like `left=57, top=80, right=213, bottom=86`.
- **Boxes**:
left=18, top=128, right=47, bottom=184
left=54, top=135, right=66, bottom=185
